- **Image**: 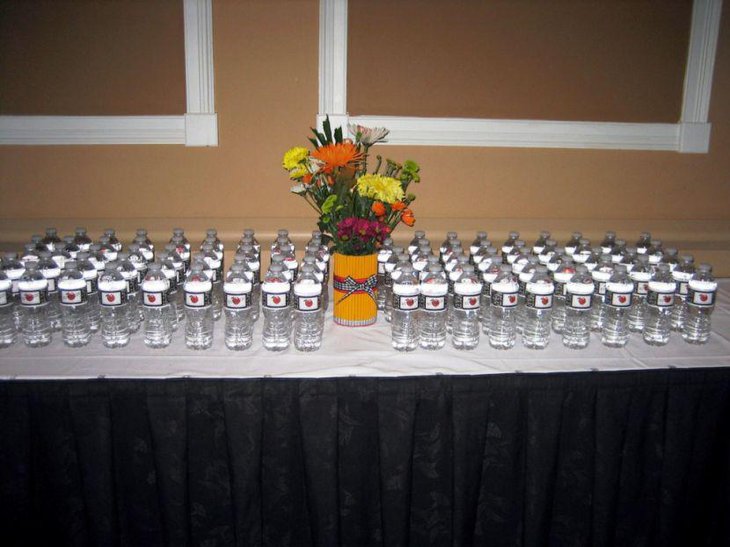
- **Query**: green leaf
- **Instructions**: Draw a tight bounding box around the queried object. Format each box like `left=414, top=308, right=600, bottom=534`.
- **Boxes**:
left=308, top=137, right=320, bottom=149
left=321, top=194, right=338, bottom=214
left=334, top=126, right=343, bottom=143
left=322, top=215, right=331, bottom=224
left=323, top=116, right=333, bottom=144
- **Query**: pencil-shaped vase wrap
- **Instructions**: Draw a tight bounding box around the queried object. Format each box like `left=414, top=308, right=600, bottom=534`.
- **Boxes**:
left=332, top=253, right=378, bottom=326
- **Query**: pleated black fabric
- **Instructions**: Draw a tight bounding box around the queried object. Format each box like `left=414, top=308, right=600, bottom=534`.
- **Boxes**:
left=1, top=368, right=729, bottom=547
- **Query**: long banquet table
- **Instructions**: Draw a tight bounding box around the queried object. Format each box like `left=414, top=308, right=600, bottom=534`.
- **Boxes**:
left=1, top=281, right=729, bottom=546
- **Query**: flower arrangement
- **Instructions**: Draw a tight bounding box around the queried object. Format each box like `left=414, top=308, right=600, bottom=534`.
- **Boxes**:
left=283, top=118, right=420, bottom=256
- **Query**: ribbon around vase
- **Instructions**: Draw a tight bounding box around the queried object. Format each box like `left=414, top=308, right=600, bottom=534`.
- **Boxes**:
left=333, top=274, right=378, bottom=304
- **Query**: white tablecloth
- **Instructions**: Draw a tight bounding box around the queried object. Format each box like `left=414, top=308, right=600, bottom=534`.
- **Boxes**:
left=1, top=281, right=728, bottom=380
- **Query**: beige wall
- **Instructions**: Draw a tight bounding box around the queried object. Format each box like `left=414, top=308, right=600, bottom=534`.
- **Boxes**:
left=0, top=0, right=728, bottom=271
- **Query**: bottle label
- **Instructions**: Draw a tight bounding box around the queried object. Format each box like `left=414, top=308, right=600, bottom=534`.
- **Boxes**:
left=0, top=289, right=9, bottom=306
left=518, top=280, right=527, bottom=296
left=46, top=278, right=57, bottom=293
left=647, top=291, right=674, bottom=307
left=491, top=291, right=518, bottom=308
left=86, top=279, right=98, bottom=294
left=566, top=293, right=592, bottom=310
left=676, top=281, right=689, bottom=296
left=19, top=289, right=48, bottom=307
left=378, top=262, right=386, bottom=275
left=226, top=293, right=252, bottom=310
left=453, top=294, right=480, bottom=310
left=142, top=290, right=169, bottom=308
left=262, top=291, right=290, bottom=309
left=295, top=295, right=320, bottom=312
left=60, top=287, right=87, bottom=305
left=553, top=281, right=566, bottom=296
left=392, top=294, right=419, bottom=311
left=605, top=290, right=632, bottom=308
left=634, top=281, right=649, bottom=295
left=185, top=290, right=211, bottom=308
left=126, top=277, right=140, bottom=294
left=687, top=288, right=715, bottom=307
left=526, top=292, right=553, bottom=309
left=100, top=290, right=127, bottom=307
left=594, top=281, right=607, bottom=295
left=419, top=294, right=446, bottom=311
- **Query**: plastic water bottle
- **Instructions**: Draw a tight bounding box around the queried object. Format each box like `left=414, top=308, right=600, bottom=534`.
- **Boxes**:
left=42, top=227, right=62, bottom=252
left=141, top=263, right=173, bottom=348
left=532, top=230, right=551, bottom=255
left=412, top=240, right=432, bottom=275
left=447, top=255, right=470, bottom=333
left=293, top=264, right=324, bottom=351
left=262, top=262, right=291, bottom=351
left=224, top=263, right=254, bottom=350
left=0, top=271, right=16, bottom=347
left=170, top=228, right=191, bottom=268
left=383, top=247, right=402, bottom=323
left=564, top=231, right=582, bottom=256
left=134, top=233, right=154, bottom=262
left=391, top=263, right=419, bottom=351
left=522, top=265, right=554, bottom=349
left=62, top=236, right=80, bottom=260
left=682, top=263, right=717, bottom=344
left=104, top=228, right=122, bottom=252
left=238, top=244, right=261, bottom=321
left=21, top=243, right=40, bottom=265
left=377, top=237, right=394, bottom=310
left=628, top=255, right=652, bottom=332
left=452, top=264, right=482, bottom=350
left=280, top=243, right=299, bottom=283
left=76, top=252, right=101, bottom=332
left=590, top=256, right=613, bottom=331
left=386, top=252, right=411, bottom=323
left=439, top=231, right=458, bottom=257
left=612, top=240, right=628, bottom=264
left=240, top=228, right=261, bottom=255
left=116, top=252, right=141, bottom=333
left=408, top=230, right=426, bottom=255
left=18, top=262, right=52, bottom=347
left=471, top=239, right=494, bottom=266
left=159, top=253, right=181, bottom=331
left=601, top=264, right=634, bottom=348
left=73, top=227, right=93, bottom=251
left=470, top=231, right=488, bottom=256
left=127, top=243, right=149, bottom=321
left=305, top=244, right=329, bottom=310
left=184, top=262, right=214, bottom=350
left=551, top=258, right=576, bottom=334
left=635, top=232, right=652, bottom=255
left=97, top=236, right=117, bottom=262
left=573, top=238, right=593, bottom=264
left=600, top=231, right=617, bottom=254
left=57, top=261, right=91, bottom=347
left=538, top=239, right=558, bottom=266
left=2, top=252, right=25, bottom=331
left=643, top=263, right=676, bottom=346
left=671, top=255, right=695, bottom=331
left=479, top=257, right=501, bottom=333
left=488, top=265, right=519, bottom=349
left=646, top=239, right=664, bottom=272
left=516, top=260, right=537, bottom=334
left=163, top=245, right=186, bottom=324
left=562, top=265, right=593, bottom=349
left=200, top=242, right=223, bottom=320
left=419, top=264, right=448, bottom=350
left=98, top=261, right=130, bottom=348
left=38, top=250, right=62, bottom=331
left=619, top=247, right=636, bottom=271
left=501, top=231, right=520, bottom=263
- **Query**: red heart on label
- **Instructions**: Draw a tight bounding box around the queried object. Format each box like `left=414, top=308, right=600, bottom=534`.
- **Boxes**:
left=67, top=292, right=76, bottom=301
left=190, top=295, right=199, bottom=304
left=469, top=297, right=477, bottom=306
left=663, top=295, right=672, bottom=303
left=305, top=299, right=313, bottom=308
left=508, top=295, right=516, bottom=303
left=406, top=298, right=415, bottom=306
left=578, top=297, right=587, bottom=305
left=618, top=295, right=627, bottom=303
left=541, top=297, right=549, bottom=305
left=700, top=294, right=708, bottom=302
left=24, top=294, right=33, bottom=301
left=431, top=299, right=440, bottom=307
left=232, top=296, right=241, bottom=305
left=148, top=294, right=156, bottom=303
left=272, top=295, right=281, bottom=304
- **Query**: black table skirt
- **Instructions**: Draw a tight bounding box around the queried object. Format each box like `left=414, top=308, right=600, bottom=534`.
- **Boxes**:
left=1, top=368, right=729, bottom=547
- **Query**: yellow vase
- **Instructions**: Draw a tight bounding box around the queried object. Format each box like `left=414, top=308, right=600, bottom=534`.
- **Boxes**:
left=332, top=253, right=378, bottom=326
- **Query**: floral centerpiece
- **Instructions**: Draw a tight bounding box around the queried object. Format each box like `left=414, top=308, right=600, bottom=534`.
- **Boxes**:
left=282, top=118, right=421, bottom=325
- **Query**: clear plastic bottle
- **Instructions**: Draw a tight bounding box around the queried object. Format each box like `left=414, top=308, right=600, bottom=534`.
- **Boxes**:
left=98, top=261, right=130, bottom=348
left=141, top=263, right=173, bottom=348
left=238, top=244, right=261, bottom=321
left=412, top=240, right=432, bottom=274
left=532, top=230, right=551, bottom=255
left=200, top=242, right=223, bottom=320
left=522, top=265, right=554, bottom=349
left=447, top=254, right=470, bottom=333
left=590, top=256, right=614, bottom=332
left=134, top=233, right=154, bottom=262
left=127, top=243, right=149, bottom=321
left=163, top=245, right=186, bottom=323
left=671, top=255, right=695, bottom=331
left=419, top=263, right=448, bottom=350
left=3, top=252, right=25, bottom=331
left=646, top=239, right=664, bottom=272
left=452, top=264, right=482, bottom=350
left=241, top=228, right=261, bottom=255
left=488, top=264, right=519, bottom=349
left=408, top=230, right=426, bottom=255
left=383, top=247, right=403, bottom=323
left=63, top=236, right=80, bottom=260
left=551, top=258, right=576, bottom=334
left=0, top=272, right=16, bottom=347
left=37, top=250, right=62, bottom=331
left=184, top=262, right=214, bottom=350
left=601, top=264, right=634, bottom=348
left=471, top=239, right=493, bottom=266
left=391, top=263, right=420, bottom=351
left=42, top=227, right=62, bottom=252
left=293, top=264, right=324, bottom=351
left=224, top=263, right=254, bottom=350
left=470, top=231, right=488, bottom=256
left=516, top=260, right=537, bottom=334
left=97, top=236, right=117, bottom=263
left=643, top=263, right=676, bottom=346
left=573, top=238, right=593, bottom=264
left=600, top=231, right=617, bottom=255
left=628, top=255, right=652, bottom=333
left=376, top=237, right=394, bottom=311
left=562, top=265, right=593, bottom=349
left=170, top=231, right=191, bottom=270
left=57, top=261, right=91, bottom=347
left=478, top=256, right=501, bottom=333
left=21, top=243, right=40, bottom=265
left=73, top=227, right=93, bottom=251
left=635, top=232, right=652, bottom=255
left=501, top=231, right=520, bottom=263
left=619, top=247, right=637, bottom=272
left=116, top=252, right=141, bottom=333
left=506, top=240, right=528, bottom=267
left=18, top=262, right=51, bottom=347
left=262, top=262, right=291, bottom=351
left=104, top=228, right=122, bottom=252
left=682, top=263, right=717, bottom=344
left=538, top=239, right=558, bottom=266
left=611, top=239, right=628, bottom=264
left=386, top=252, right=411, bottom=324
left=564, top=231, right=583, bottom=257
left=159, top=253, right=181, bottom=331
left=76, top=252, right=101, bottom=333
left=271, top=229, right=293, bottom=254
left=660, top=247, right=679, bottom=271
left=31, top=234, right=44, bottom=252
left=51, top=244, right=71, bottom=272
left=439, top=232, right=459, bottom=262
left=280, top=243, right=299, bottom=283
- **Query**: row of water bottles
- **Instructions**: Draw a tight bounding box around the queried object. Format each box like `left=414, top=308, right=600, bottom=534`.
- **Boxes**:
left=0, top=226, right=329, bottom=352
left=377, top=229, right=719, bottom=351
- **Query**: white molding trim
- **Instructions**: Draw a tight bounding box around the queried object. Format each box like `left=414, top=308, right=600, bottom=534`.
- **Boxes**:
left=0, top=0, right=217, bottom=147
left=319, top=0, right=722, bottom=153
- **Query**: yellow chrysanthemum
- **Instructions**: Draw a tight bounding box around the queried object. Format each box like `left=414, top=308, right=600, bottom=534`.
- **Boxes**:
left=282, top=147, right=309, bottom=171
left=289, top=164, right=309, bottom=179
left=356, top=174, right=404, bottom=204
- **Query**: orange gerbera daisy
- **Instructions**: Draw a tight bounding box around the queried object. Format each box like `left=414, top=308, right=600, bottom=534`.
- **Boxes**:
left=391, top=201, right=406, bottom=212
left=401, top=208, right=415, bottom=226
left=311, top=142, right=364, bottom=174
left=371, top=201, right=386, bottom=216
